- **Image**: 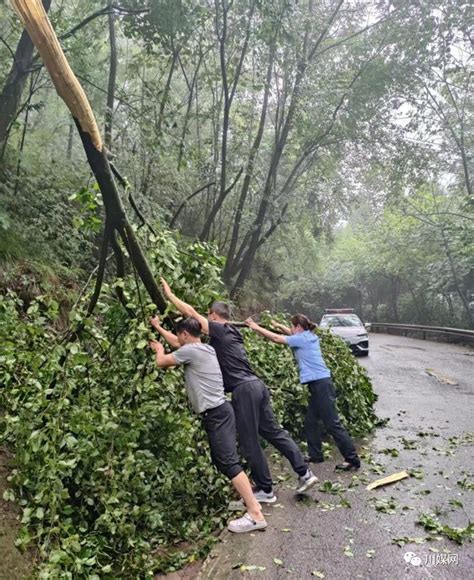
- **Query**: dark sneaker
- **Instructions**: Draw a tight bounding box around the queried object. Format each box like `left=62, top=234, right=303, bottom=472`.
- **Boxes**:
left=296, top=469, right=318, bottom=493
left=305, top=456, right=324, bottom=464
left=335, top=461, right=360, bottom=471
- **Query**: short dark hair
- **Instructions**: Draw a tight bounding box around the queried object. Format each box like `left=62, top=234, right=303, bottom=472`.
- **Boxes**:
left=176, top=317, right=201, bottom=337
left=291, top=313, right=316, bottom=331
left=209, top=301, right=230, bottom=320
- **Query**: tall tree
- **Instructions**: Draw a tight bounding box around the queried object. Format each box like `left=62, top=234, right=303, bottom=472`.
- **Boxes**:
left=104, top=0, right=117, bottom=151
left=11, top=0, right=166, bottom=312
left=0, top=0, right=51, bottom=154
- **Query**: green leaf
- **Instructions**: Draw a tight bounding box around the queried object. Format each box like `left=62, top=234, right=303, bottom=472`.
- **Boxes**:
left=273, top=558, right=283, bottom=566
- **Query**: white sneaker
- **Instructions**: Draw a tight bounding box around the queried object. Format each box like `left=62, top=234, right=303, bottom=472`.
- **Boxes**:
left=296, top=469, right=318, bottom=493
left=228, top=512, right=267, bottom=533
left=227, top=489, right=276, bottom=511
left=253, top=489, right=277, bottom=503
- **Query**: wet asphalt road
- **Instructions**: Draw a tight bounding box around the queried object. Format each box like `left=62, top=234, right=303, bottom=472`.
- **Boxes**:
left=199, top=334, right=474, bottom=580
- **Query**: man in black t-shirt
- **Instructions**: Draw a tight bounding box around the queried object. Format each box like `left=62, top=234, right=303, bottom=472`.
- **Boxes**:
left=159, top=278, right=317, bottom=501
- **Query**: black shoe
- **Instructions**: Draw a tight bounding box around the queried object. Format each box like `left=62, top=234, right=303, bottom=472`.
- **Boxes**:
left=335, top=461, right=360, bottom=471
left=305, top=456, right=324, bottom=464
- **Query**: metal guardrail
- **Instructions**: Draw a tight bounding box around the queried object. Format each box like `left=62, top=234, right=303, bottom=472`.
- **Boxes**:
left=370, top=322, right=474, bottom=346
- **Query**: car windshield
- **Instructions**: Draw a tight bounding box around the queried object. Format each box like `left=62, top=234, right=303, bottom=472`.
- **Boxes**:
left=320, top=315, right=362, bottom=328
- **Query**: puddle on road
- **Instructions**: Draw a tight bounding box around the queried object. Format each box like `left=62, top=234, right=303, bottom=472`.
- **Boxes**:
left=383, top=344, right=426, bottom=351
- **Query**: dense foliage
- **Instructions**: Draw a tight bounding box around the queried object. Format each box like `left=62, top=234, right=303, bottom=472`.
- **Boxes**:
left=0, top=228, right=378, bottom=578
left=279, top=190, right=474, bottom=328
left=2, top=0, right=470, bottom=318
left=0, top=0, right=469, bottom=575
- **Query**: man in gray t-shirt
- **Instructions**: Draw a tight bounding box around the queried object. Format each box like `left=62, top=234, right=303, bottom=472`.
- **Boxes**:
left=172, top=342, right=225, bottom=414
left=149, top=316, right=267, bottom=534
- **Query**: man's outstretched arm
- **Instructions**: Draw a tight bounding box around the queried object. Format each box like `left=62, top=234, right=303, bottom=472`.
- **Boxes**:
left=245, top=318, right=287, bottom=344
left=160, top=277, right=209, bottom=334
left=150, top=340, right=177, bottom=368
left=150, top=316, right=180, bottom=349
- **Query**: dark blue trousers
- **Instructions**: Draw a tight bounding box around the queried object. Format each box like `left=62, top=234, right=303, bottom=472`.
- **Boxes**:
left=305, top=378, right=360, bottom=466
left=232, top=378, right=307, bottom=492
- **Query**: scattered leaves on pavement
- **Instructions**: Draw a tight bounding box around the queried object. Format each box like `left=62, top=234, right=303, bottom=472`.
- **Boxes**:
left=408, top=468, right=424, bottom=480
left=319, top=481, right=346, bottom=495
left=371, top=497, right=398, bottom=514
left=344, top=545, right=354, bottom=557
left=457, top=475, right=474, bottom=491
left=392, top=536, right=426, bottom=546
left=400, top=438, right=418, bottom=450
left=449, top=499, right=463, bottom=509
left=380, top=447, right=400, bottom=457
left=273, top=558, right=283, bottom=566
left=418, top=513, right=474, bottom=545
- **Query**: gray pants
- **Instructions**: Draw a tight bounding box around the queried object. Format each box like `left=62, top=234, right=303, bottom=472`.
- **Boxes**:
left=232, top=378, right=307, bottom=492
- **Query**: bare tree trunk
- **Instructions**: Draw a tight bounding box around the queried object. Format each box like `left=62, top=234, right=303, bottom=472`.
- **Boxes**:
left=223, top=42, right=275, bottom=283
left=440, top=228, right=472, bottom=325
left=177, top=50, right=204, bottom=170
left=391, top=276, right=400, bottom=321
left=199, top=0, right=256, bottom=241
left=104, top=0, right=117, bottom=151
left=229, top=1, right=348, bottom=295
left=406, top=280, right=425, bottom=322
left=141, top=48, right=179, bottom=195
left=0, top=0, right=51, bottom=153
left=157, top=48, right=179, bottom=142
left=67, top=118, right=74, bottom=158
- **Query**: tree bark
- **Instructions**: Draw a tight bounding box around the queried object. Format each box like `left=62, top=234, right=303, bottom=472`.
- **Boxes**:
left=177, top=49, right=205, bottom=170
left=199, top=0, right=256, bottom=241
left=440, top=228, right=472, bottom=325
left=229, top=0, right=344, bottom=296
left=67, top=118, right=74, bottom=158
left=223, top=41, right=275, bottom=283
left=11, top=0, right=166, bottom=313
left=0, top=0, right=51, bottom=152
left=104, top=0, right=117, bottom=151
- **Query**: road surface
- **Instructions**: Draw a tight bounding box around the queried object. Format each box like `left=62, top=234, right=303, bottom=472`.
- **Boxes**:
left=199, top=333, right=474, bottom=579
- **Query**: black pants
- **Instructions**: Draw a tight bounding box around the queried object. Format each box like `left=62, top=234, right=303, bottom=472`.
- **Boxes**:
left=305, top=378, right=360, bottom=465
left=202, top=401, right=243, bottom=480
left=232, top=378, right=307, bottom=493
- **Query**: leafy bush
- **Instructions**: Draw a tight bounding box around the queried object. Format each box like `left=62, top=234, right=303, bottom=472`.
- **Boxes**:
left=0, top=230, right=227, bottom=578
left=0, top=227, right=378, bottom=577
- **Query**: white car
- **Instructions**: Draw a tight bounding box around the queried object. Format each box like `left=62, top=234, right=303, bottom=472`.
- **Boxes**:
left=320, top=311, right=369, bottom=356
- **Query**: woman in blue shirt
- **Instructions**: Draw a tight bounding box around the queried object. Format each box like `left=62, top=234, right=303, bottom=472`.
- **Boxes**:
left=245, top=314, right=360, bottom=471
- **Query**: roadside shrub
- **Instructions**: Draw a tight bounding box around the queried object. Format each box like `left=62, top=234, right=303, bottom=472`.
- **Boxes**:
left=0, top=227, right=378, bottom=577
left=0, top=229, right=227, bottom=578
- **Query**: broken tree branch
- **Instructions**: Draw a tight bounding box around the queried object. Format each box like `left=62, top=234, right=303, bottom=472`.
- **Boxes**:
left=11, top=0, right=167, bottom=312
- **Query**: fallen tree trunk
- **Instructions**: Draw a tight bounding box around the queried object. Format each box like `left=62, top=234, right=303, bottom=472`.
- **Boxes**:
left=10, top=0, right=166, bottom=312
